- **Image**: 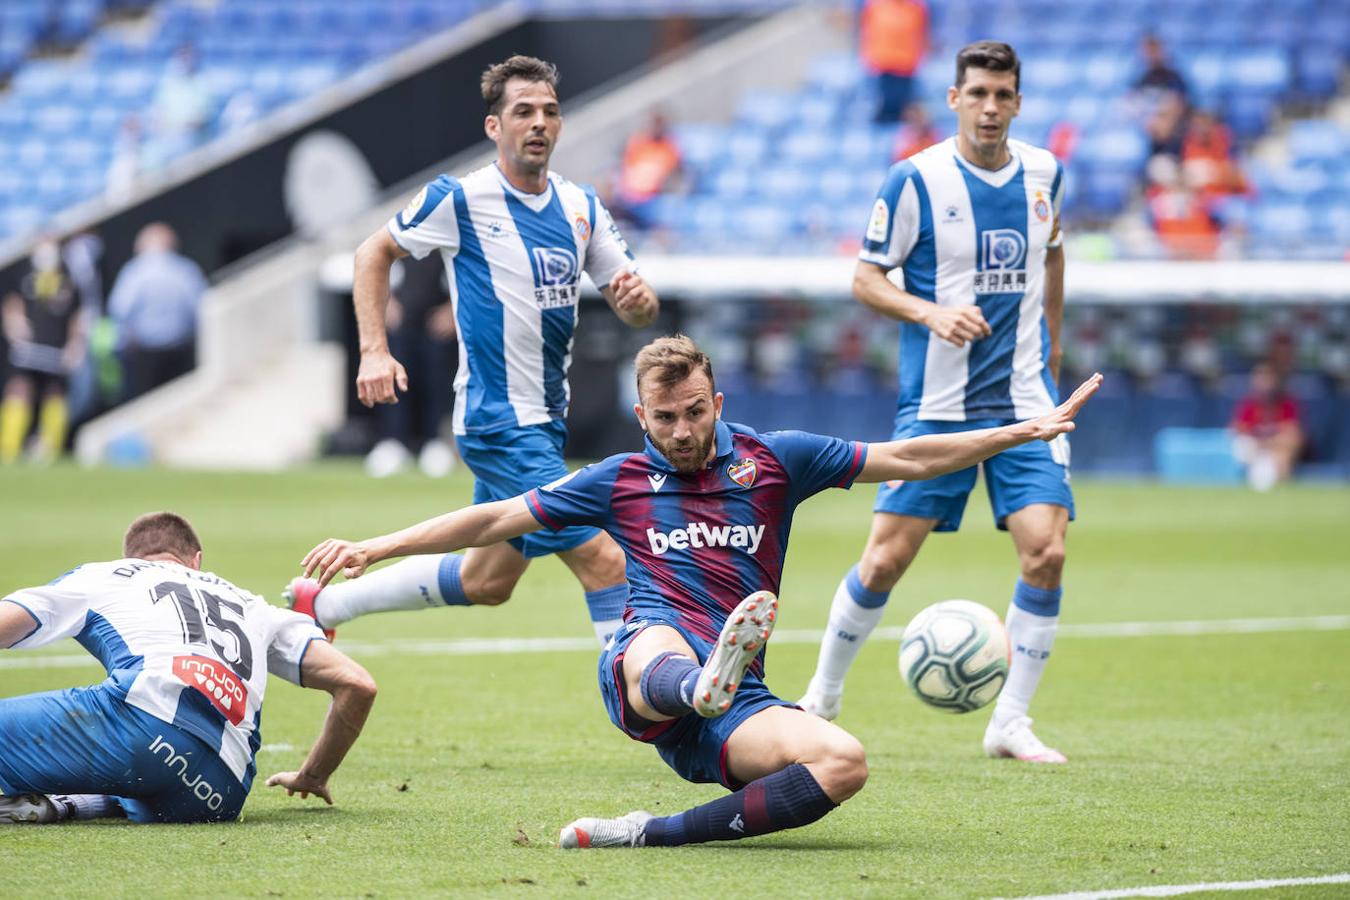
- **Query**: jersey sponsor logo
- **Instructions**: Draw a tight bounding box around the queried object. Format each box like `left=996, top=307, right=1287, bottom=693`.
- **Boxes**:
left=531, top=247, right=581, bottom=309
left=975, top=228, right=1028, bottom=295
left=727, top=458, right=757, bottom=488
left=865, top=198, right=889, bottom=244
left=173, top=655, right=248, bottom=726
left=399, top=186, right=428, bottom=226
left=647, top=473, right=667, bottom=492
left=1033, top=191, right=1050, bottom=222
left=646, top=522, right=765, bottom=555
left=149, top=734, right=225, bottom=811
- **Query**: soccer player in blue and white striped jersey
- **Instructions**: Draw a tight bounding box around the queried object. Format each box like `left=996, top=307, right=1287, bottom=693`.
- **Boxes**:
left=799, top=42, right=1075, bottom=763
left=287, top=57, right=658, bottom=646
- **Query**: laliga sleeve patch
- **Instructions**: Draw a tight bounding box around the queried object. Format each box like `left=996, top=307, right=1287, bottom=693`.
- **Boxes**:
left=865, top=198, right=890, bottom=244
left=398, top=186, right=428, bottom=228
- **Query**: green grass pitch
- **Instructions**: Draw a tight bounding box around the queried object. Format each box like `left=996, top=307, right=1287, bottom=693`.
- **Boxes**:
left=1, top=464, right=1348, bottom=898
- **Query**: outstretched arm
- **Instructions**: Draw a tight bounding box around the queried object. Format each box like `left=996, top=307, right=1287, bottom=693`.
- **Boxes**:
left=265, top=641, right=377, bottom=805
left=301, top=496, right=543, bottom=586
left=858, top=374, right=1102, bottom=484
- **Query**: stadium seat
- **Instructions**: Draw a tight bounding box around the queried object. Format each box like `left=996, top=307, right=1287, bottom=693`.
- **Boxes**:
left=1153, top=428, right=1244, bottom=483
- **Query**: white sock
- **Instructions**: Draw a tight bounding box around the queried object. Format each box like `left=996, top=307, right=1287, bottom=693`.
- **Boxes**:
left=52, top=793, right=118, bottom=820
left=992, top=602, right=1059, bottom=729
left=592, top=618, right=622, bottom=645
left=807, top=567, right=889, bottom=698
left=316, top=554, right=461, bottom=627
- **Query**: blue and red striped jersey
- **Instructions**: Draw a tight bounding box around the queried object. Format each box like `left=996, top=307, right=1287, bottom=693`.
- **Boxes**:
left=526, top=420, right=867, bottom=665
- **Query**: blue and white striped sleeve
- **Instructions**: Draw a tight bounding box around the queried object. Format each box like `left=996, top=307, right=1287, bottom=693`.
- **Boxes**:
left=387, top=175, right=460, bottom=260
left=1047, top=160, right=1066, bottom=249
left=582, top=191, right=636, bottom=289
left=859, top=161, right=921, bottom=270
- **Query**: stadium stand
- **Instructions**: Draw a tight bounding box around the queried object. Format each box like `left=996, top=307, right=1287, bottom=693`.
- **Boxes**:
left=629, top=0, right=1349, bottom=261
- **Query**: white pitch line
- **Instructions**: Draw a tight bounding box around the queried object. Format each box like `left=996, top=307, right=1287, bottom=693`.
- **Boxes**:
left=1000, top=871, right=1350, bottom=899
left=2, top=615, right=1348, bottom=671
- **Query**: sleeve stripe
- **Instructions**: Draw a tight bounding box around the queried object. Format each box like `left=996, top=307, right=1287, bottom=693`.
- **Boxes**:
left=1, top=597, right=42, bottom=644
left=836, top=441, right=868, bottom=487
left=526, top=490, right=563, bottom=531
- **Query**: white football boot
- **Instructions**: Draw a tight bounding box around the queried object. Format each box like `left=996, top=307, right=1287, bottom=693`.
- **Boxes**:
left=558, top=811, right=653, bottom=849
left=796, top=681, right=842, bottom=721
left=693, top=591, right=777, bottom=718
left=983, top=716, right=1067, bottom=764
left=0, top=794, right=61, bottom=824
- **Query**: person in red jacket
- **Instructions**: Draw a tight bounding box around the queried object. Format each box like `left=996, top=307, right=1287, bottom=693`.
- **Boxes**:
left=1231, top=362, right=1304, bottom=490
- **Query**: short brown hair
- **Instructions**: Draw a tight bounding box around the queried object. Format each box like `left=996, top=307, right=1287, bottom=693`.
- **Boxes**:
left=634, top=334, right=715, bottom=399
left=956, top=41, right=1021, bottom=92
left=123, top=511, right=202, bottom=562
left=481, top=55, right=559, bottom=115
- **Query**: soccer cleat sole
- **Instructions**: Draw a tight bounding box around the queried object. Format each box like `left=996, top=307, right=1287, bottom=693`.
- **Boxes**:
left=0, top=794, right=58, bottom=824
left=693, top=591, right=778, bottom=719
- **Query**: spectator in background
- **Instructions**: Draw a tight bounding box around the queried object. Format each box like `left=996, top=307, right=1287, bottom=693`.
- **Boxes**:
left=1134, top=34, right=1189, bottom=104
left=1181, top=110, right=1247, bottom=197
left=1231, top=361, right=1304, bottom=490
left=0, top=239, right=85, bottom=464
left=615, top=111, right=682, bottom=229
left=107, top=223, right=207, bottom=401
left=1145, top=154, right=1221, bottom=259
left=889, top=101, right=941, bottom=162
left=1145, top=90, right=1188, bottom=160
left=859, top=0, right=928, bottom=125
left=364, top=254, right=458, bottom=479
left=148, top=44, right=214, bottom=160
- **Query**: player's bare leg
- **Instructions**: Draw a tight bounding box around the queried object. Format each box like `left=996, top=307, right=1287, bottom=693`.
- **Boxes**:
left=557, top=532, right=629, bottom=643
left=800, top=512, right=937, bottom=719
left=984, top=503, right=1069, bottom=763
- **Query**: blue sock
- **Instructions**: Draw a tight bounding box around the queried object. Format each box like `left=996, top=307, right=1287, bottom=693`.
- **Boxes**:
left=584, top=582, right=627, bottom=624
left=436, top=554, right=470, bottom=606
left=642, top=763, right=837, bottom=846
left=1012, top=578, right=1062, bottom=617
left=846, top=563, right=890, bottom=609
left=638, top=651, right=700, bottom=717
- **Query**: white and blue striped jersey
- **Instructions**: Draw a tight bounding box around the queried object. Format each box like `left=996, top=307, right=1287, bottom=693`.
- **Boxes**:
left=3, top=560, right=324, bottom=785
left=387, top=164, right=636, bottom=435
left=861, top=137, right=1065, bottom=422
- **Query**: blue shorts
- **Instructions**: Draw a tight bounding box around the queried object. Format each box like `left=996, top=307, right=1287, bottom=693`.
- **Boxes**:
left=597, top=618, right=793, bottom=789
left=875, top=417, right=1075, bottom=532
left=0, top=678, right=249, bottom=824
left=455, top=420, right=600, bottom=559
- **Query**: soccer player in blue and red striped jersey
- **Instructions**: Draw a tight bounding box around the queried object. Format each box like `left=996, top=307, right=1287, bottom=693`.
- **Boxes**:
left=299, top=336, right=1100, bottom=848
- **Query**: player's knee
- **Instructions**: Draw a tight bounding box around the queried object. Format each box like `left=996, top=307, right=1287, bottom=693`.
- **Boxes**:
left=461, top=571, right=520, bottom=606
left=814, top=734, right=869, bottom=803
left=1021, top=540, right=1065, bottom=583
left=858, top=545, right=910, bottom=592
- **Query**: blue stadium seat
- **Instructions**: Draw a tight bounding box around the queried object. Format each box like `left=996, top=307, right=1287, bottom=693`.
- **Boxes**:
left=734, top=90, right=795, bottom=133
left=1287, top=120, right=1346, bottom=168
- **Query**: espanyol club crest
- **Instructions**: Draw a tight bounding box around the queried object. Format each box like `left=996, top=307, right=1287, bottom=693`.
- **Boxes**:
left=727, top=458, right=757, bottom=488
left=1033, top=191, right=1050, bottom=222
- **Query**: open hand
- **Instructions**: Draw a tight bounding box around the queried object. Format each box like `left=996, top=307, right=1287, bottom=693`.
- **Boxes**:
left=302, top=539, right=372, bottom=587
left=1027, top=373, right=1103, bottom=441
left=266, top=771, right=333, bottom=805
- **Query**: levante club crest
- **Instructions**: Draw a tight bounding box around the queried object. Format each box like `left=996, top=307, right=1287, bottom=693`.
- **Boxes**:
left=727, top=458, right=757, bottom=488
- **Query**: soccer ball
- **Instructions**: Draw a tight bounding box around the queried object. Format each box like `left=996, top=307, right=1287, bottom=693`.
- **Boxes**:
left=899, top=600, right=1009, bottom=713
